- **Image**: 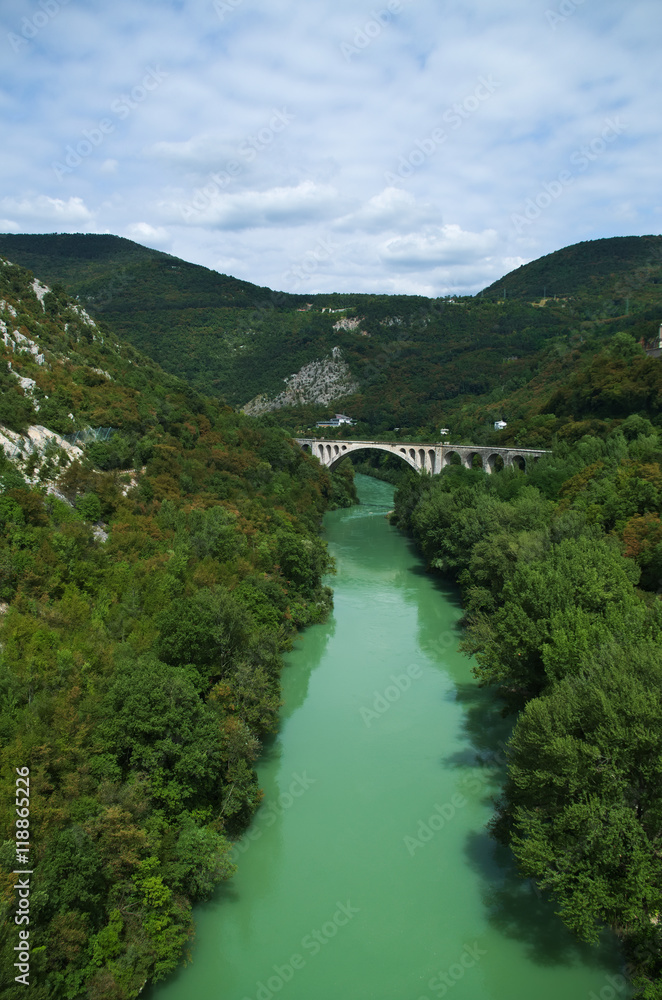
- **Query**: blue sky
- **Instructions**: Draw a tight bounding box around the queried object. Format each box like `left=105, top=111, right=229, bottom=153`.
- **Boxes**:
left=0, top=0, right=659, bottom=295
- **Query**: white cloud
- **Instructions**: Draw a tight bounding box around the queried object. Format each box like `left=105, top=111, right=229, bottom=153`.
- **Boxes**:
left=0, top=0, right=659, bottom=294
left=334, top=188, right=442, bottom=233
left=125, top=222, right=170, bottom=245
left=0, top=195, right=93, bottom=223
left=381, top=225, right=499, bottom=269
left=162, top=181, right=340, bottom=230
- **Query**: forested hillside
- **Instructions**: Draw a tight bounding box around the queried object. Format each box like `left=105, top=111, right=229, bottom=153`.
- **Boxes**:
left=0, top=256, right=355, bottom=999
left=393, top=401, right=662, bottom=997
left=480, top=234, right=662, bottom=300
left=3, top=232, right=662, bottom=996
left=0, top=234, right=660, bottom=441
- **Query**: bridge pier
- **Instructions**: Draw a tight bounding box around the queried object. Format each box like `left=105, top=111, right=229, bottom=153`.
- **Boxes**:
left=295, top=438, right=549, bottom=474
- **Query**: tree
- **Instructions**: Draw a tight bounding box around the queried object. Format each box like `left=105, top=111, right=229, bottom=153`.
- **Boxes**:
left=96, top=655, right=224, bottom=812
left=465, top=535, right=643, bottom=698
left=498, top=644, right=662, bottom=966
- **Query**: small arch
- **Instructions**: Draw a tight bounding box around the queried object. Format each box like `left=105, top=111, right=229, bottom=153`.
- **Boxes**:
left=442, top=451, right=460, bottom=467
left=510, top=455, right=526, bottom=472
left=428, top=449, right=436, bottom=474
left=333, top=445, right=340, bottom=456
left=470, top=452, right=484, bottom=470
left=409, top=449, right=416, bottom=461
left=418, top=449, right=425, bottom=468
left=301, top=443, right=311, bottom=453
left=341, top=445, right=347, bottom=451
left=486, top=453, right=504, bottom=474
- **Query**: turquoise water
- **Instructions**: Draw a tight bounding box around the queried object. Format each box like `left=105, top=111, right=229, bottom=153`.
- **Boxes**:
left=150, top=474, right=627, bottom=1000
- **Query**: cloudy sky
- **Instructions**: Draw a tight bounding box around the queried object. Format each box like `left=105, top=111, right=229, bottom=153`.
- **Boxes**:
left=1, top=0, right=659, bottom=296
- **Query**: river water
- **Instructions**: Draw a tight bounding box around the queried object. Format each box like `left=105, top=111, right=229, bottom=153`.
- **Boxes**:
left=151, top=474, right=627, bottom=1000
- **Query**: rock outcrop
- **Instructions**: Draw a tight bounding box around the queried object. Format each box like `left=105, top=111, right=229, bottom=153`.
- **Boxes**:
left=242, top=347, right=358, bottom=415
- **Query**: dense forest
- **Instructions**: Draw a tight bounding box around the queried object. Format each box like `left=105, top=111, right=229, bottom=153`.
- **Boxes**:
left=0, top=234, right=661, bottom=443
left=0, top=257, right=355, bottom=999
left=3, top=234, right=662, bottom=998
left=480, top=235, right=662, bottom=300
left=392, top=385, right=662, bottom=997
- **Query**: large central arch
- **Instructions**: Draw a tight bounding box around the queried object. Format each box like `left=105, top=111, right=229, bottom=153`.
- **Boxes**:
left=298, top=439, right=440, bottom=473
left=328, top=443, right=421, bottom=472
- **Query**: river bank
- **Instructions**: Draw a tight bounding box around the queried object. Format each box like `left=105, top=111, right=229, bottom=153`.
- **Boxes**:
left=149, top=474, right=626, bottom=1000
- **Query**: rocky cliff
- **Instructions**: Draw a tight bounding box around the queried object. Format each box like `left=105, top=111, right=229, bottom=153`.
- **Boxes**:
left=241, top=347, right=358, bottom=415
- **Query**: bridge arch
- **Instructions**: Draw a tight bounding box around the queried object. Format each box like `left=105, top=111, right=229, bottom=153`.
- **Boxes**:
left=327, top=443, right=419, bottom=472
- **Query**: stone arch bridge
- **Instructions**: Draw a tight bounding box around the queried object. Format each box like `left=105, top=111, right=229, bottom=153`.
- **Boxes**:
left=294, top=438, right=550, bottom=474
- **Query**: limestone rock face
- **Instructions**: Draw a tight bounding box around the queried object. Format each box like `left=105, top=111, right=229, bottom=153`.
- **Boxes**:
left=0, top=424, right=84, bottom=467
left=241, top=347, right=358, bottom=415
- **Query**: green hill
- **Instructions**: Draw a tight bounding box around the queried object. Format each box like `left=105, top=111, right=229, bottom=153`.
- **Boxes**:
left=480, top=234, right=662, bottom=300
left=1, top=233, right=661, bottom=445
left=0, top=232, right=279, bottom=308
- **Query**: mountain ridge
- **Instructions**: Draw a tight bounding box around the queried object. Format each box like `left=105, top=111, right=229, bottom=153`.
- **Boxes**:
left=1, top=232, right=661, bottom=444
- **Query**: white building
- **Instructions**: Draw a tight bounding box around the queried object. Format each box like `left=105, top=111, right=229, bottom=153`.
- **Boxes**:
left=316, top=413, right=354, bottom=428
left=494, top=420, right=508, bottom=430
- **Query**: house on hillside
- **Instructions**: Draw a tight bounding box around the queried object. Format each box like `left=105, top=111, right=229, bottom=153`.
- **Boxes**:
left=494, top=420, right=508, bottom=431
left=645, top=324, right=662, bottom=358
left=316, top=413, right=354, bottom=428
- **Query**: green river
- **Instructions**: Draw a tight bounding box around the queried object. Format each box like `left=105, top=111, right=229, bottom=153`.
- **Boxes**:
left=151, top=474, right=627, bottom=1000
